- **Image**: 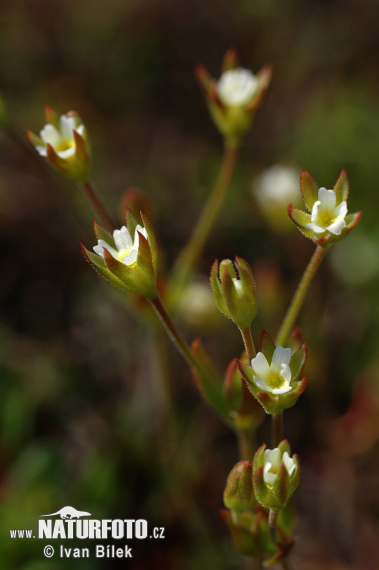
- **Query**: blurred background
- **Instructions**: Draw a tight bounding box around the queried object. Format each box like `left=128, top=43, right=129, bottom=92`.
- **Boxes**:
left=0, top=0, right=379, bottom=568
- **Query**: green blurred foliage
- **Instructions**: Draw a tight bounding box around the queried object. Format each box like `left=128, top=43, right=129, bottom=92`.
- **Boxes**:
left=0, top=0, right=379, bottom=568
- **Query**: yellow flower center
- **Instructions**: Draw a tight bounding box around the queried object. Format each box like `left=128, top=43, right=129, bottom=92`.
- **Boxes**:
left=265, top=371, right=285, bottom=389
left=56, top=138, right=76, bottom=152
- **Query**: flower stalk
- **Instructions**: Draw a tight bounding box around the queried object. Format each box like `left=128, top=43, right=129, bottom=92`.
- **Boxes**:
left=169, top=144, right=238, bottom=308
left=80, top=180, right=116, bottom=233
left=275, top=245, right=326, bottom=347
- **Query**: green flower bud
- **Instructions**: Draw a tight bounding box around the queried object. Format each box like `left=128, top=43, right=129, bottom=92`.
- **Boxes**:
left=288, top=169, right=362, bottom=248
left=238, top=330, right=307, bottom=414
left=223, top=461, right=255, bottom=513
left=26, top=107, right=91, bottom=182
left=220, top=507, right=276, bottom=557
left=196, top=48, right=272, bottom=147
left=253, top=440, right=300, bottom=511
left=81, top=208, right=158, bottom=300
left=210, top=257, right=257, bottom=331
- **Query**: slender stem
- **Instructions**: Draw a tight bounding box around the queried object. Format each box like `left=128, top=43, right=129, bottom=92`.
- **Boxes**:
left=271, top=412, right=283, bottom=448
left=275, top=245, right=327, bottom=346
left=238, top=426, right=256, bottom=462
left=240, top=327, right=256, bottom=362
left=169, top=144, right=239, bottom=308
left=150, top=295, right=197, bottom=370
left=80, top=180, right=116, bottom=233
left=268, top=509, right=279, bottom=544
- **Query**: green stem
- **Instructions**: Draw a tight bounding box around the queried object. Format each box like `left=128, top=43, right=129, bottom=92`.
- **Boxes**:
left=238, top=426, right=256, bottom=462
left=275, top=245, right=327, bottom=347
left=80, top=180, right=116, bottom=233
left=169, top=144, right=238, bottom=308
left=268, top=509, right=279, bottom=544
left=240, top=327, right=256, bottom=362
left=150, top=295, right=197, bottom=370
left=271, top=412, right=283, bottom=448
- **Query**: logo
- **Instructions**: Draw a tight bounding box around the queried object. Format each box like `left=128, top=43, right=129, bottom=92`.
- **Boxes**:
left=9, top=505, right=165, bottom=560
left=40, top=506, right=91, bottom=520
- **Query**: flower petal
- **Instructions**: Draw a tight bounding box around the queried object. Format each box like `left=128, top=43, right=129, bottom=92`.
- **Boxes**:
left=306, top=222, right=327, bottom=234
left=318, top=187, right=336, bottom=209
left=40, top=124, right=61, bottom=147
left=251, top=352, right=270, bottom=379
left=264, top=448, right=281, bottom=470
left=121, top=249, right=138, bottom=266
left=271, top=384, right=292, bottom=395
left=253, top=375, right=270, bottom=392
left=59, top=114, right=77, bottom=139
left=93, top=239, right=119, bottom=259
left=271, top=346, right=291, bottom=371
left=326, top=219, right=346, bottom=235
left=114, top=226, right=133, bottom=252
left=279, top=362, right=291, bottom=383
left=282, top=451, right=296, bottom=476
left=57, top=147, right=76, bottom=159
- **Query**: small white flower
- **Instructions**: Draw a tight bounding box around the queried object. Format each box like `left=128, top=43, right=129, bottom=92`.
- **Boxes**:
left=263, top=447, right=296, bottom=486
left=217, top=68, right=258, bottom=106
left=251, top=346, right=292, bottom=395
left=254, top=165, right=300, bottom=209
left=93, top=225, right=148, bottom=266
left=306, top=187, right=348, bottom=236
left=36, top=114, right=85, bottom=159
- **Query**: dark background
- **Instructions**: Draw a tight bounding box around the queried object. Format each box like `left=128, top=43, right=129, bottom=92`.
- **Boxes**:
left=0, top=0, right=379, bottom=568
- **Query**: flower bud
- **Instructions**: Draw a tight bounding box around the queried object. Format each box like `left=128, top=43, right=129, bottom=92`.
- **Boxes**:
left=288, top=169, right=362, bottom=248
left=81, top=208, right=158, bottom=300
left=220, top=507, right=274, bottom=557
left=26, top=107, right=91, bottom=182
left=238, top=331, right=307, bottom=414
left=196, top=48, right=272, bottom=147
left=210, top=257, right=257, bottom=331
left=223, top=461, right=255, bottom=513
left=253, top=440, right=300, bottom=511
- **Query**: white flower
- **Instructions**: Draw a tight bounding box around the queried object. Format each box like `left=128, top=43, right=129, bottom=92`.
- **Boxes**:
left=251, top=346, right=292, bottom=395
left=306, top=187, right=348, bottom=236
left=254, top=165, right=300, bottom=209
left=263, top=447, right=296, bottom=486
left=93, top=225, right=148, bottom=266
left=217, top=68, right=258, bottom=106
left=36, top=114, right=85, bottom=159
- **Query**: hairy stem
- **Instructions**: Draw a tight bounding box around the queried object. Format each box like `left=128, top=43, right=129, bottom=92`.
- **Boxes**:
left=150, top=296, right=197, bottom=370
left=271, top=412, right=283, bottom=448
left=80, top=180, right=116, bottom=233
left=169, top=144, right=238, bottom=308
left=240, top=327, right=256, bottom=362
left=275, top=245, right=327, bottom=346
left=268, top=509, right=279, bottom=544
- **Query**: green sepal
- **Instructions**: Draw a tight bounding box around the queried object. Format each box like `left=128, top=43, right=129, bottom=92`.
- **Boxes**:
left=141, top=212, right=158, bottom=276
left=210, top=260, right=231, bottom=320
left=191, top=338, right=230, bottom=421
left=300, top=170, right=319, bottom=211
left=93, top=220, right=115, bottom=247
left=327, top=211, right=362, bottom=244
left=103, top=244, right=156, bottom=300
left=224, top=358, right=243, bottom=412
left=125, top=207, right=138, bottom=240
left=44, top=106, right=60, bottom=128
left=222, top=47, right=239, bottom=72
left=26, top=130, right=43, bottom=147
left=245, top=64, right=273, bottom=112
left=260, top=331, right=275, bottom=365
left=223, top=461, right=255, bottom=513
left=289, top=344, right=307, bottom=380
left=333, top=168, right=349, bottom=205
left=195, top=64, right=215, bottom=96
left=73, top=129, right=91, bottom=181
left=46, top=143, right=67, bottom=173
left=287, top=204, right=313, bottom=239
left=80, top=244, right=130, bottom=292
left=272, top=463, right=291, bottom=510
